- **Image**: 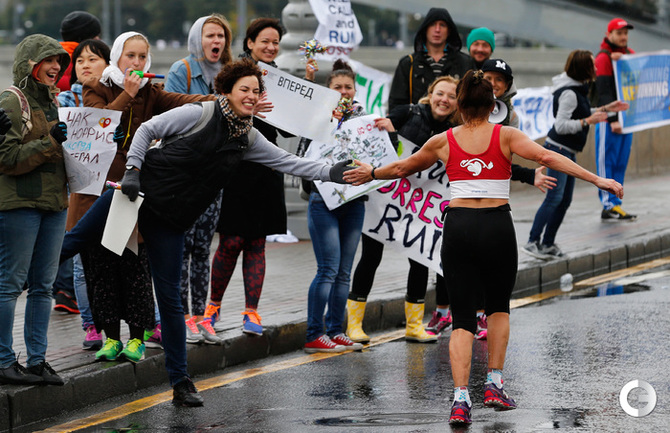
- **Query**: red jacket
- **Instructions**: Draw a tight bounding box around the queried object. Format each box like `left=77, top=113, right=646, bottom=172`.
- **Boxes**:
left=594, top=37, right=634, bottom=122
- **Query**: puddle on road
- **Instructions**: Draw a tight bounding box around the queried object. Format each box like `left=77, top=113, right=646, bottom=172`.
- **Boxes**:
left=314, top=412, right=450, bottom=426
left=533, top=407, right=588, bottom=429
left=567, top=282, right=650, bottom=300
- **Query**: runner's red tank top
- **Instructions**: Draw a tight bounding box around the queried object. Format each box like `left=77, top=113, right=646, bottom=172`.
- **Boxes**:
left=445, top=124, right=511, bottom=199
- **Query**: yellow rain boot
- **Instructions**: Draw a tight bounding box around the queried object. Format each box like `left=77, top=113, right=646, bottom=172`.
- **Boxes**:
left=346, top=299, right=370, bottom=344
left=405, top=301, right=438, bottom=343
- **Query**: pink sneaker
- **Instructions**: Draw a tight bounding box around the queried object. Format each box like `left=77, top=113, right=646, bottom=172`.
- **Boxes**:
left=475, top=314, right=488, bottom=340
left=82, top=326, right=103, bottom=351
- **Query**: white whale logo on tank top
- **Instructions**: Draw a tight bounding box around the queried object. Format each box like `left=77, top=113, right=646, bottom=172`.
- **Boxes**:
left=459, top=159, right=494, bottom=176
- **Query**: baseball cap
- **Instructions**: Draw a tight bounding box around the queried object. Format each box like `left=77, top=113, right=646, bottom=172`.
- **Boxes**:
left=607, top=18, right=634, bottom=33
left=481, top=58, right=513, bottom=83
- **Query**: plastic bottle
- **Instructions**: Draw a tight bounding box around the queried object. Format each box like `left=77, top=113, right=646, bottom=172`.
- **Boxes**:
left=560, top=273, right=573, bottom=292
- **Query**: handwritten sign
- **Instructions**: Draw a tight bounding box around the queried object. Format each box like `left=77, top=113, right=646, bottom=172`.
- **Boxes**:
left=350, top=60, right=392, bottom=117
left=304, top=114, right=398, bottom=210
left=362, top=136, right=450, bottom=275
left=58, top=107, right=121, bottom=196
left=512, top=86, right=554, bottom=140
left=308, top=0, right=363, bottom=60
left=257, top=62, right=341, bottom=143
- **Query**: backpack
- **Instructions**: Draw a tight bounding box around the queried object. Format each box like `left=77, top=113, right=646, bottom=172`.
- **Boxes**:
left=4, top=86, right=32, bottom=137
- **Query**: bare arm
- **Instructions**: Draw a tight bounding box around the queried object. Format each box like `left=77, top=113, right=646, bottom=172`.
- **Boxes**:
left=343, top=133, right=445, bottom=185
left=504, top=127, right=623, bottom=198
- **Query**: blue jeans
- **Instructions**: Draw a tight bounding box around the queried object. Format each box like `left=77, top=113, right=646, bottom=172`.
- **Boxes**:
left=595, top=123, right=633, bottom=209
left=62, top=190, right=187, bottom=385
left=528, top=143, right=576, bottom=247
left=73, top=254, right=94, bottom=330
left=0, top=208, right=67, bottom=368
left=306, top=193, right=365, bottom=343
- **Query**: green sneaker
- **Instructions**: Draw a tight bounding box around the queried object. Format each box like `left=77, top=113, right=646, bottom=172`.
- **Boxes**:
left=95, top=338, right=123, bottom=361
left=119, top=338, right=145, bottom=363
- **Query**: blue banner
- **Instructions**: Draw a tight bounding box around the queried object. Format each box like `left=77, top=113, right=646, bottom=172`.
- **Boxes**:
left=614, top=51, right=670, bottom=133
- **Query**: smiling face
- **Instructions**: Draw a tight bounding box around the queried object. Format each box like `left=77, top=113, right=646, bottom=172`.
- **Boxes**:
left=429, top=81, right=457, bottom=121
left=225, top=75, right=260, bottom=117
left=202, top=22, right=225, bottom=63
left=469, top=40, right=492, bottom=64
left=483, top=71, right=508, bottom=98
left=247, top=27, right=280, bottom=63
left=329, top=75, right=356, bottom=100
left=35, top=55, right=61, bottom=86
left=75, top=46, right=107, bottom=82
left=117, top=38, right=148, bottom=73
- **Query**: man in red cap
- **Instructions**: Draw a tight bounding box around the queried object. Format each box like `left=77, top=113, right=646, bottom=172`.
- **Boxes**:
left=594, top=18, right=636, bottom=221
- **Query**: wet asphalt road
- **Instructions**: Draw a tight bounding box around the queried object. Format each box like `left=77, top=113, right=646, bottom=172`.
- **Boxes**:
left=37, top=272, right=670, bottom=433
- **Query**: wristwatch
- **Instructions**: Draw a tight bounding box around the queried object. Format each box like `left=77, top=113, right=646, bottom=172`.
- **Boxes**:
left=125, top=165, right=139, bottom=171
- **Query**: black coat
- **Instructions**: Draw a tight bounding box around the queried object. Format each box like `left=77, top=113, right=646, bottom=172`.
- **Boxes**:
left=217, top=118, right=287, bottom=237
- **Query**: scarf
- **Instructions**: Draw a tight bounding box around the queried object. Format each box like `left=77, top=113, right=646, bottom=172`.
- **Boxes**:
left=188, top=17, right=223, bottom=91
left=100, top=31, right=152, bottom=89
left=217, top=94, right=252, bottom=138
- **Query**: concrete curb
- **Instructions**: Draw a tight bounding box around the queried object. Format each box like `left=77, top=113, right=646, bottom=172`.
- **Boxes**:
left=3, top=231, right=670, bottom=432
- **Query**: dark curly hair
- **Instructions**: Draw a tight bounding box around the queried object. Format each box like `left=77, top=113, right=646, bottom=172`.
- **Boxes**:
left=456, top=69, right=495, bottom=121
left=214, top=57, right=265, bottom=95
left=70, top=39, right=111, bottom=86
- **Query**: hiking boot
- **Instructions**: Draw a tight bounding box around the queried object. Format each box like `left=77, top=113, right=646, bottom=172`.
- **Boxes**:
left=54, top=290, right=79, bottom=314
left=522, top=240, right=550, bottom=260
left=449, top=400, right=472, bottom=425
left=197, top=319, right=223, bottom=345
left=26, top=361, right=64, bottom=386
left=601, top=205, right=637, bottom=221
left=0, top=361, right=43, bottom=385
left=241, top=310, right=263, bottom=336
left=96, top=338, right=123, bottom=362
left=185, top=317, right=205, bottom=344
left=82, top=326, right=103, bottom=351
left=172, top=377, right=204, bottom=407
left=304, top=335, right=346, bottom=354
left=540, top=243, right=564, bottom=258
left=143, top=324, right=162, bottom=349
left=426, top=310, right=452, bottom=335
left=119, top=338, right=145, bottom=363
left=484, top=383, right=517, bottom=410
left=330, top=333, right=364, bottom=351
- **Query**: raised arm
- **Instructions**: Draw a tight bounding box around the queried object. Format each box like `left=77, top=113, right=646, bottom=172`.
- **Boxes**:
left=504, top=127, right=623, bottom=198
left=343, top=133, right=445, bottom=185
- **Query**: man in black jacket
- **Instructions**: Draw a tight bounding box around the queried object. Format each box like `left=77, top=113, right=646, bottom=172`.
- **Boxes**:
left=388, top=8, right=473, bottom=111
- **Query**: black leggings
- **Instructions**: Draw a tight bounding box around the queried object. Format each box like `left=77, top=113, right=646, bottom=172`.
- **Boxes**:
left=442, top=205, right=517, bottom=334
left=350, top=234, right=449, bottom=305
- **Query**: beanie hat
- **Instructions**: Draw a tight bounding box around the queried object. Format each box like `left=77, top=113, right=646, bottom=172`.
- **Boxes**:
left=60, top=11, right=101, bottom=42
left=481, top=58, right=513, bottom=83
left=467, top=27, right=495, bottom=52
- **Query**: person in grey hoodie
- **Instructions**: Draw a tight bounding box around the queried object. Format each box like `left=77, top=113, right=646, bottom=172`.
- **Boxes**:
left=523, top=50, right=628, bottom=260
left=388, top=7, right=473, bottom=111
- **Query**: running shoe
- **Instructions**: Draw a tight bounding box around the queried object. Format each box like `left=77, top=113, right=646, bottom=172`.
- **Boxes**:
left=601, top=205, right=637, bottom=221
left=185, top=317, right=205, bottom=344
left=484, top=383, right=517, bottom=410
left=54, top=290, right=79, bottom=314
left=95, top=338, right=123, bottom=362
left=540, top=243, right=564, bottom=258
left=522, top=240, right=551, bottom=260
left=304, top=335, right=346, bottom=354
left=449, top=400, right=472, bottom=425
left=197, top=319, right=223, bottom=344
left=143, top=324, right=162, bottom=349
left=82, top=325, right=103, bottom=351
left=475, top=314, right=488, bottom=340
left=426, top=310, right=452, bottom=335
left=203, top=302, right=221, bottom=324
left=241, top=310, right=263, bottom=336
left=330, top=333, right=364, bottom=351
left=119, top=338, right=145, bottom=363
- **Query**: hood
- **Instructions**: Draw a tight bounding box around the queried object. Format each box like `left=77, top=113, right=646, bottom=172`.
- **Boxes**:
left=414, top=8, right=463, bottom=53
left=13, top=34, right=70, bottom=88
left=551, top=72, right=581, bottom=92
